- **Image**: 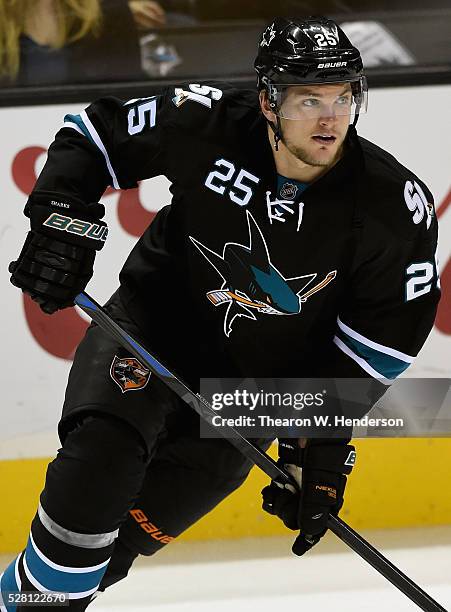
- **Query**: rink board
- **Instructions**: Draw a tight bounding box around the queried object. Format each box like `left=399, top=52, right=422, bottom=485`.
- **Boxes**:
left=2, top=438, right=451, bottom=553
left=1, top=85, right=451, bottom=553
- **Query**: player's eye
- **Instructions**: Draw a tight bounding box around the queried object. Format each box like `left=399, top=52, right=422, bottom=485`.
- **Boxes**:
left=336, top=96, right=351, bottom=105
left=302, top=98, right=320, bottom=107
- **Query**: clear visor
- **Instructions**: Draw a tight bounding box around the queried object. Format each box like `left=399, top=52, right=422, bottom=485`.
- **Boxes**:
left=269, top=76, right=368, bottom=121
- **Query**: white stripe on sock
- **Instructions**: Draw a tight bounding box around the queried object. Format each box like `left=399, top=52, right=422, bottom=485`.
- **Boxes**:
left=14, top=555, right=22, bottom=591
left=22, top=556, right=99, bottom=600
left=38, top=503, right=118, bottom=549
left=29, top=533, right=110, bottom=574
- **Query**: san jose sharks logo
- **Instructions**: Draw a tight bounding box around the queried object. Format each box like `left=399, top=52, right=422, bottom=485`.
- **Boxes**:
left=190, top=211, right=336, bottom=337
left=110, top=355, right=151, bottom=393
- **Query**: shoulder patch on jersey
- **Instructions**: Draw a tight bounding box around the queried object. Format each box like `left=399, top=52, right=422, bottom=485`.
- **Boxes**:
left=110, top=355, right=151, bottom=393
left=404, top=180, right=434, bottom=230
left=172, top=84, right=223, bottom=109
left=357, top=136, right=435, bottom=240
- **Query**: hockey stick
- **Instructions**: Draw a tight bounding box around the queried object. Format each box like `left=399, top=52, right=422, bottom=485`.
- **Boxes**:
left=75, top=291, right=446, bottom=612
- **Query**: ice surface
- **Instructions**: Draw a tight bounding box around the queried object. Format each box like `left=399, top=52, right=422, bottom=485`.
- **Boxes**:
left=89, top=530, right=451, bottom=611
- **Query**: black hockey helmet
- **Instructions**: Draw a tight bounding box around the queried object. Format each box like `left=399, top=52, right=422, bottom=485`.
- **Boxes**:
left=254, top=16, right=367, bottom=130
left=255, top=16, right=364, bottom=88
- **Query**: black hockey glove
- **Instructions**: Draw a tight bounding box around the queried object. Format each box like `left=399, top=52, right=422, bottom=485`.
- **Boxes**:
left=262, top=438, right=356, bottom=556
left=9, top=193, right=107, bottom=314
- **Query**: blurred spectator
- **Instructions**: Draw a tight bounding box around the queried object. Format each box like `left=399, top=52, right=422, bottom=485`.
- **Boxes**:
left=1, top=0, right=447, bottom=87
left=0, top=0, right=148, bottom=87
left=129, top=0, right=166, bottom=28
left=130, top=0, right=197, bottom=28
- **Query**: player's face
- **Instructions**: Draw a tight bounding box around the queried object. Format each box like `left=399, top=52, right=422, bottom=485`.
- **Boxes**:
left=260, top=83, right=352, bottom=168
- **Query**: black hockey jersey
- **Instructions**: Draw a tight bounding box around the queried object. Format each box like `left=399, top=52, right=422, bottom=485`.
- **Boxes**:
left=31, top=82, right=440, bottom=388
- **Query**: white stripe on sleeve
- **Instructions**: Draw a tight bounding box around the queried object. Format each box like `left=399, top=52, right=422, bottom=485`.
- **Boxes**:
left=80, top=110, right=120, bottom=189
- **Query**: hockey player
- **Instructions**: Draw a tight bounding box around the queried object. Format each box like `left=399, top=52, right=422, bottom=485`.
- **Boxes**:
left=2, top=16, right=440, bottom=611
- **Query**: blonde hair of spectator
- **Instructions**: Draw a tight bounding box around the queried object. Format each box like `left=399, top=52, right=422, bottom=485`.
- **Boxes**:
left=0, top=0, right=102, bottom=80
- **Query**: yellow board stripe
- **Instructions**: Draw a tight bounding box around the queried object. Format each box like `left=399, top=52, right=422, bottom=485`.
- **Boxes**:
left=1, top=439, right=451, bottom=553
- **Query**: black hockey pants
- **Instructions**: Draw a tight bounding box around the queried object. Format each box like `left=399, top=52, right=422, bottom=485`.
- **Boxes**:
left=0, top=294, right=271, bottom=611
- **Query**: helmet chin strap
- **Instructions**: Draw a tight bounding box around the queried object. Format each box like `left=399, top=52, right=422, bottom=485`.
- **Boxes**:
left=268, top=115, right=282, bottom=151
left=261, top=84, right=283, bottom=151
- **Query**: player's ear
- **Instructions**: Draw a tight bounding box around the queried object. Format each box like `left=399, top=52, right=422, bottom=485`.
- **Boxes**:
left=259, top=90, right=276, bottom=123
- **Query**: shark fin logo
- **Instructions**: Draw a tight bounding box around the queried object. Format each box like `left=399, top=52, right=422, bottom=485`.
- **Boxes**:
left=190, top=211, right=336, bottom=337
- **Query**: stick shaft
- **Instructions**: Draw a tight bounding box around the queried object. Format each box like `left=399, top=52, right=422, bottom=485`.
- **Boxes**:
left=75, top=291, right=446, bottom=612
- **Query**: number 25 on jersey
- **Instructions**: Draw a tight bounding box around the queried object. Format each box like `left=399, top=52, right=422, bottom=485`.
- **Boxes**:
left=205, top=159, right=260, bottom=207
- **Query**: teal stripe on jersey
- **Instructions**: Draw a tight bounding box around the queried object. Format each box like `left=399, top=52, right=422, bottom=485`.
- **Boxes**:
left=0, top=555, right=20, bottom=612
left=63, top=114, right=95, bottom=146
left=336, top=327, right=410, bottom=379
